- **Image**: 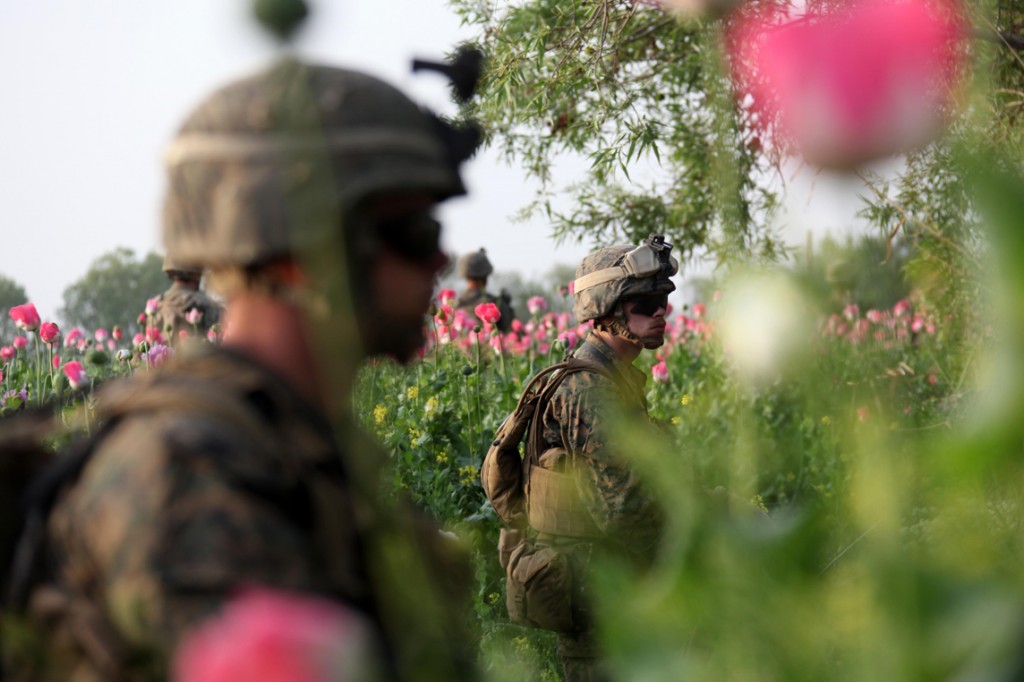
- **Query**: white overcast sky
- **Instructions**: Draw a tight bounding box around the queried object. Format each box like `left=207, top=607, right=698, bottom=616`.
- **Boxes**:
left=0, top=0, right=865, bottom=322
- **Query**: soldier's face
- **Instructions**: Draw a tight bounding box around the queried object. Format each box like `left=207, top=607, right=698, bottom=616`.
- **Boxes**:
left=622, top=294, right=668, bottom=349
left=364, top=195, right=448, bottom=362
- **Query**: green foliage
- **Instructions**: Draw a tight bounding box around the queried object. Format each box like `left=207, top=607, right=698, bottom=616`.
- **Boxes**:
left=58, top=248, right=165, bottom=333
left=0, top=274, right=30, bottom=341
left=451, top=0, right=784, bottom=262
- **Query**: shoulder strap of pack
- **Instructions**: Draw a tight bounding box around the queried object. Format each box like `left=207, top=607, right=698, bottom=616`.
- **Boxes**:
left=524, top=357, right=615, bottom=475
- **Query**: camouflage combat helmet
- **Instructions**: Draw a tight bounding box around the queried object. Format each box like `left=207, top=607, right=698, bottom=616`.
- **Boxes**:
left=458, top=249, right=493, bottom=279
left=161, top=253, right=203, bottom=280
left=573, top=234, right=678, bottom=324
left=162, top=58, right=471, bottom=269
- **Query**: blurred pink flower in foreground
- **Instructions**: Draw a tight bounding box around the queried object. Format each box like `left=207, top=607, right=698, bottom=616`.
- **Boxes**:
left=63, top=361, right=88, bottom=390
left=651, top=360, right=670, bottom=383
left=438, top=288, right=457, bottom=306
left=527, top=296, right=548, bottom=316
left=0, top=346, right=14, bottom=362
left=727, top=0, right=966, bottom=168
left=145, top=297, right=161, bottom=315
left=474, top=302, right=501, bottom=326
left=39, top=322, right=61, bottom=346
left=185, top=308, right=204, bottom=326
left=13, top=337, right=28, bottom=350
left=9, top=303, right=41, bottom=332
left=95, top=328, right=109, bottom=343
left=112, top=325, right=123, bottom=341
left=173, top=587, right=377, bottom=682
left=52, top=354, right=60, bottom=369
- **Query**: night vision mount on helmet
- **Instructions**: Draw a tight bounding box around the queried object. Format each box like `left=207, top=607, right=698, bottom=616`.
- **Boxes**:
left=572, top=234, right=678, bottom=325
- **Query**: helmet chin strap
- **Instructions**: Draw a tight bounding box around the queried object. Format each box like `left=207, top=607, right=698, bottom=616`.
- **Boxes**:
left=595, top=307, right=644, bottom=350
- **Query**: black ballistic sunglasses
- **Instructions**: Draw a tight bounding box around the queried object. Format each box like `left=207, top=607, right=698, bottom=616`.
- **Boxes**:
left=624, top=294, right=668, bottom=317
left=376, top=213, right=443, bottom=262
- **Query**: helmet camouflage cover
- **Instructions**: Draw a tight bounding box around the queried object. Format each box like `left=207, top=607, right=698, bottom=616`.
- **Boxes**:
left=163, top=58, right=467, bottom=269
left=573, top=236, right=677, bottom=324
left=458, top=249, right=493, bottom=279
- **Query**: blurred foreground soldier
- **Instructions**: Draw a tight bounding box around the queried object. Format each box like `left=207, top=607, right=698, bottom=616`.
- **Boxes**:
left=523, top=235, right=676, bottom=681
left=18, top=57, right=480, bottom=681
left=455, top=248, right=514, bottom=331
left=147, top=255, right=222, bottom=346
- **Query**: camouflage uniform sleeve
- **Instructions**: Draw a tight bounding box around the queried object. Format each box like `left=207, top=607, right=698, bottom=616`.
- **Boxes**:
left=547, top=373, right=663, bottom=556
left=53, top=411, right=318, bottom=653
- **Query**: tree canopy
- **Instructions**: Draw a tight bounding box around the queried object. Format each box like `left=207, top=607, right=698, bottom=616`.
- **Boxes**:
left=451, top=0, right=785, bottom=265
left=58, top=248, right=166, bottom=332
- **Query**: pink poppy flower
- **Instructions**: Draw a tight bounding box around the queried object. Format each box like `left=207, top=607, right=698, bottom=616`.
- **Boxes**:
left=173, top=586, right=376, bottom=682
left=0, top=370, right=3, bottom=383
left=145, top=297, right=161, bottom=315
left=438, top=288, right=457, bottom=306
left=112, top=325, right=123, bottom=341
left=63, top=327, right=84, bottom=349
left=527, top=296, right=548, bottom=316
left=146, top=343, right=174, bottom=368
left=133, top=333, right=146, bottom=348
left=12, top=337, right=28, bottom=350
left=107, top=339, right=117, bottom=351
left=52, top=354, right=61, bottom=369
left=1, top=346, right=15, bottom=362
left=185, top=308, right=204, bottom=326
left=510, top=319, right=523, bottom=333
left=137, top=312, right=147, bottom=325
left=856, top=405, right=871, bottom=422
left=557, top=331, right=578, bottom=351
left=434, top=304, right=453, bottom=325
left=692, top=303, right=706, bottom=319
left=94, top=328, right=109, bottom=343
left=474, top=302, right=501, bottom=326
left=727, top=0, right=967, bottom=168
left=8, top=303, right=41, bottom=332
left=63, top=361, right=89, bottom=390
left=436, top=325, right=452, bottom=345
left=843, top=304, right=860, bottom=320
left=39, top=322, right=61, bottom=346
left=651, top=360, right=670, bottom=383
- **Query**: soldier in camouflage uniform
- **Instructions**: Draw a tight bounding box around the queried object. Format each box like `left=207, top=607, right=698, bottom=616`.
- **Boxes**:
left=23, top=57, right=479, bottom=681
left=532, top=235, right=676, bottom=681
left=146, top=255, right=222, bottom=346
left=454, top=248, right=514, bottom=332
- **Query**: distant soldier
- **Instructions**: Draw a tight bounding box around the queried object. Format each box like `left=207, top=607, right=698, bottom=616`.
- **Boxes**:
left=524, top=235, right=676, bottom=681
left=455, top=248, right=515, bottom=332
left=147, top=255, right=222, bottom=346
left=18, top=54, right=481, bottom=681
